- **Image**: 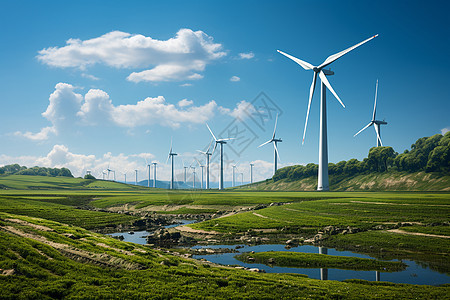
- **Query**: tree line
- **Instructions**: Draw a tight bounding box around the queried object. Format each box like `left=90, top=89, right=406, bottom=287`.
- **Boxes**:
left=273, top=132, right=450, bottom=182
left=0, top=164, right=73, bottom=177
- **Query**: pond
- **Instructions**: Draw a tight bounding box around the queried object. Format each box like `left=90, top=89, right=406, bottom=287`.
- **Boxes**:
left=108, top=224, right=449, bottom=286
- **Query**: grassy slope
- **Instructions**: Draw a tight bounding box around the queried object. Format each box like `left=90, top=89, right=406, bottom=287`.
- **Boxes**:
left=245, top=171, right=450, bottom=191
left=0, top=213, right=448, bottom=299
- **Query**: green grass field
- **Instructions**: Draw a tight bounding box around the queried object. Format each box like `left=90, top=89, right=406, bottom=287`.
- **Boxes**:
left=0, top=175, right=449, bottom=298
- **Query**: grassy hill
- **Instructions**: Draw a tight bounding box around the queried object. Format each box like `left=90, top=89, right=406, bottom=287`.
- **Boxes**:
left=0, top=175, right=149, bottom=191
left=244, top=171, right=450, bottom=191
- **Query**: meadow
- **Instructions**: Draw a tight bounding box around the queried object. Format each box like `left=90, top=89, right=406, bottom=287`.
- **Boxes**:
left=0, top=175, right=449, bottom=298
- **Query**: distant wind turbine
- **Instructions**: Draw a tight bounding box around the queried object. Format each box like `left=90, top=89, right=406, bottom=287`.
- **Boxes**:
left=145, top=159, right=151, bottom=188
left=206, top=124, right=234, bottom=190
left=250, top=163, right=254, bottom=184
left=135, top=170, right=138, bottom=185
left=166, top=138, right=177, bottom=190
left=258, top=113, right=282, bottom=175
left=197, top=140, right=213, bottom=189
left=152, top=162, right=157, bottom=188
left=195, top=158, right=205, bottom=189
left=278, top=34, right=378, bottom=191
left=231, top=162, right=239, bottom=187
left=354, top=80, right=387, bottom=147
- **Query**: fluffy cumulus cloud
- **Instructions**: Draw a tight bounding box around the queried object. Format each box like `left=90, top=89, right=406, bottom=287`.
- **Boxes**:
left=238, top=52, right=255, bottom=59
left=37, top=29, right=226, bottom=83
left=15, top=83, right=256, bottom=141
left=230, top=76, right=240, bottom=82
left=219, top=100, right=257, bottom=120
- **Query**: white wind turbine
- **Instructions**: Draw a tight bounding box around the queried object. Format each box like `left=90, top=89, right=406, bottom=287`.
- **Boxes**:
left=258, top=113, right=282, bottom=175
left=354, top=80, right=387, bottom=147
left=194, top=158, right=205, bottom=189
left=197, top=140, right=213, bottom=189
left=278, top=34, right=378, bottom=191
left=166, top=138, right=177, bottom=190
left=152, top=162, right=157, bottom=188
left=250, top=163, right=254, bottom=184
left=134, top=169, right=138, bottom=185
left=145, top=158, right=151, bottom=188
left=232, top=162, right=238, bottom=187
left=206, top=124, right=234, bottom=190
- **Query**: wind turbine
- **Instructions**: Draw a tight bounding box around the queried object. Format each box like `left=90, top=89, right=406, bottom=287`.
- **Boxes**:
left=206, top=124, right=234, bottom=190
left=258, top=113, right=282, bottom=175
left=250, top=163, right=254, bottom=184
left=197, top=140, right=213, bottom=189
left=135, top=170, right=138, bottom=185
left=182, top=159, right=188, bottom=184
left=278, top=34, right=378, bottom=191
left=231, top=162, right=239, bottom=187
left=152, top=162, right=157, bottom=188
left=195, top=158, right=205, bottom=189
left=354, top=80, right=387, bottom=147
left=166, top=139, right=177, bottom=190
left=122, top=171, right=127, bottom=184
left=190, top=165, right=196, bottom=189
left=240, top=172, right=244, bottom=186
left=145, top=159, right=151, bottom=188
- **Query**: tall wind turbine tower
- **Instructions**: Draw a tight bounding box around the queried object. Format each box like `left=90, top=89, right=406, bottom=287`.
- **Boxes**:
left=278, top=34, right=378, bottom=191
left=152, top=162, right=157, bottom=188
left=258, top=113, right=282, bottom=175
left=197, top=140, right=213, bottom=189
left=206, top=124, right=234, bottom=190
left=135, top=170, right=138, bottom=185
left=166, top=139, right=177, bottom=190
left=250, top=163, right=254, bottom=184
left=232, top=163, right=238, bottom=187
left=146, top=159, right=151, bottom=188
left=354, top=80, right=388, bottom=147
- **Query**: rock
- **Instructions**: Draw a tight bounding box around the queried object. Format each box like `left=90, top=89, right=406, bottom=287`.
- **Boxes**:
left=248, top=268, right=260, bottom=272
left=268, top=258, right=275, bottom=264
left=248, top=257, right=255, bottom=262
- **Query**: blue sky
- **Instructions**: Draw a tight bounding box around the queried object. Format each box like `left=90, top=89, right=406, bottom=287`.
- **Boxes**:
left=0, top=0, right=449, bottom=183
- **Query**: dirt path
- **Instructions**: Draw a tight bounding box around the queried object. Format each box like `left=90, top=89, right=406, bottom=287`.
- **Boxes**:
left=175, top=225, right=221, bottom=235
left=252, top=212, right=268, bottom=219
left=387, top=229, right=450, bottom=239
left=351, top=201, right=449, bottom=207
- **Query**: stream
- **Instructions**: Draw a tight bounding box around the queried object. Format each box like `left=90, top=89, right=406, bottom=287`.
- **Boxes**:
left=108, top=222, right=449, bottom=286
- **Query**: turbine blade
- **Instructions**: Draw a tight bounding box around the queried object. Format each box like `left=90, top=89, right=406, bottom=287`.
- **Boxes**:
left=374, top=125, right=383, bottom=146
left=206, top=139, right=214, bottom=153
left=319, top=34, right=379, bottom=69
left=273, top=142, right=281, bottom=162
left=219, top=137, right=236, bottom=142
left=277, top=50, right=314, bottom=70
left=272, top=113, right=278, bottom=140
left=302, top=72, right=317, bottom=144
left=212, top=142, right=218, bottom=156
left=206, top=123, right=217, bottom=141
left=196, top=150, right=207, bottom=155
left=319, top=71, right=346, bottom=108
left=354, top=122, right=373, bottom=137
left=372, top=79, right=378, bottom=121
left=258, top=139, right=272, bottom=148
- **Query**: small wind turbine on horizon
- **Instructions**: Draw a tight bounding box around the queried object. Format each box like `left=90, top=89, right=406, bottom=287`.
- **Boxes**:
left=194, top=158, right=205, bottom=189
left=197, top=140, right=213, bottom=189
left=250, top=163, right=254, bottom=184
left=206, top=124, right=235, bottom=190
left=354, top=80, right=387, bottom=147
left=278, top=34, right=378, bottom=191
left=231, top=162, right=239, bottom=187
left=258, top=113, right=282, bottom=175
left=166, top=138, right=177, bottom=190
left=134, top=170, right=138, bottom=185
left=145, top=159, right=151, bottom=188
left=152, top=162, right=157, bottom=188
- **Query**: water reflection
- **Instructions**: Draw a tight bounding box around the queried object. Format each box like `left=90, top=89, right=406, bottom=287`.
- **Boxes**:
left=319, top=247, right=328, bottom=281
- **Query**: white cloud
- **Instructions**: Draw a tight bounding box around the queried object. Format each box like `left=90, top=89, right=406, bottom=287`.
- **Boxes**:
left=238, top=52, right=255, bottom=59
left=441, top=127, right=449, bottom=135
left=77, top=89, right=113, bottom=125
left=221, top=100, right=257, bottom=120
left=180, top=83, right=192, bottom=87
left=177, top=99, right=193, bottom=107
left=230, top=76, right=240, bottom=82
left=81, top=73, right=99, bottom=81
left=14, top=126, right=56, bottom=141
left=37, top=29, right=226, bottom=82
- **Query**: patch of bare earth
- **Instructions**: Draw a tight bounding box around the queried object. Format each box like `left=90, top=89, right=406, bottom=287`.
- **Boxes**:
left=6, top=219, right=53, bottom=232
left=387, top=229, right=450, bottom=239
left=175, top=225, right=220, bottom=235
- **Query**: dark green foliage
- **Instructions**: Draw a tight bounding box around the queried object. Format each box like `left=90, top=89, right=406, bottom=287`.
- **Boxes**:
left=273, top=133, right=450, bottom=183
left=84, top=174, right=96, bottom=180
left=0, top=164, right=73, bottom=177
